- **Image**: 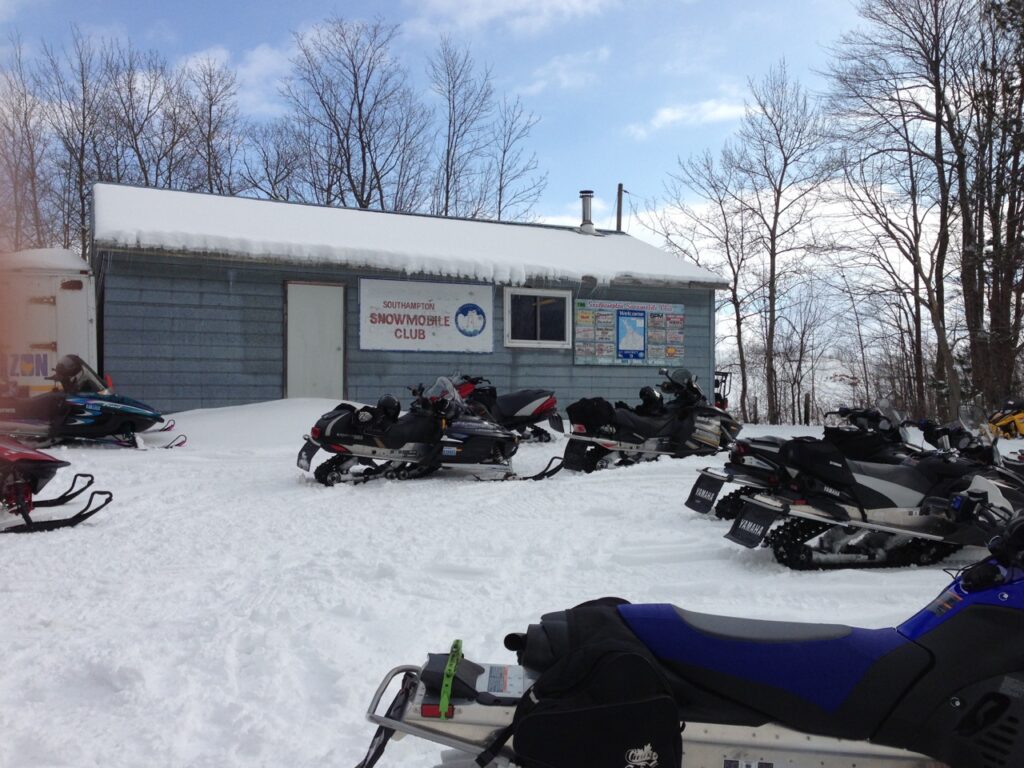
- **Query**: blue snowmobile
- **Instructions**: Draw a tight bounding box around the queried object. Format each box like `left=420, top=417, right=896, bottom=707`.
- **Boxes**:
left=0, top=355, right=182, bottom=448
left=355, top=488, right=1024, bottom=768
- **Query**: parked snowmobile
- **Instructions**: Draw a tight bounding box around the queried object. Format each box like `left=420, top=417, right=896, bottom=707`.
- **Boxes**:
left=717, top=429, right=1021, bottom=568
left=989, top=396, right=1024, bottom=438
left=1, top=436, right=113, bottom=533
left=454, top=375, right=563, bottom=442
left=0, top=355, right=180, bottom=448
left=562, top=368, right=741, bottom=473
left=298, top=377, right=538, bottom=485
left=687, top=406, right=1024, bottom=521
left=356, top=504, right=1024, bottom=768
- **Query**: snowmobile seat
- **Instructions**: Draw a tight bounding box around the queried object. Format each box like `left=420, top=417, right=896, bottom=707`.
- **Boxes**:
left=846, top=460, right=937, bottom=495
left=378, top=411, right=442, bottom=449
left=0, top=392, right=66, bottom=423
left=619, top=603, right=933, bottom=740
left=781, top=439, right=857, bottom=486
left=493, top=389, right=552, bottom=420
left=613, top=408, right=674, bottom=439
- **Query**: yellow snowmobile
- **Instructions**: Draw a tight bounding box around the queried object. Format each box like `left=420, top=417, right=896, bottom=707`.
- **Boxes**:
left=990, top=397, right=1024, bottom=437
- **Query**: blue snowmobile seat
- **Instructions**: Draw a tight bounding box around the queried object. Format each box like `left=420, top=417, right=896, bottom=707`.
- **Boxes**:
left=619, top=603, right=932, bottom=739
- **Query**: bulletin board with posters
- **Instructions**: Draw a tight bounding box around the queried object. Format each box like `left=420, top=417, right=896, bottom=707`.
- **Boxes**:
left=573, top=299, right=685, bottom=366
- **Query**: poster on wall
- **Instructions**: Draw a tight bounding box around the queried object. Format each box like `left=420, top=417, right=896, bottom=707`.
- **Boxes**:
left=359, top=278, right=493, bottom=353
left=573, top=299, right=685, bottom=366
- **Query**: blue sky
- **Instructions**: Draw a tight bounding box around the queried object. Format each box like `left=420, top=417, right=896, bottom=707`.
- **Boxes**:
left=2, top=0, right=862, bottom=233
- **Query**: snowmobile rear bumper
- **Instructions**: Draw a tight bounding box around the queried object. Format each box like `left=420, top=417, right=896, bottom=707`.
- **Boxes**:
left=359, top=657, right=942, bottom=768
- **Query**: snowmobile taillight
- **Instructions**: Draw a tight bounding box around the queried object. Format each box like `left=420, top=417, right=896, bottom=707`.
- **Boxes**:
left=420, top=703, right=455, bottom=719
left=327, top=443, right=349, bottom=453
left=732, top=441, right=750, bottom=457
left=310, top=426, right=322, bottom=440
left=533, top=396, right=557, bottom=415
left=768, top=474, right=781, bottom=486
left=2, top=481, right=32, bottom=515
left=456, top=382, right=474, bottom=398
left=571, top=423, right=586, bottom=434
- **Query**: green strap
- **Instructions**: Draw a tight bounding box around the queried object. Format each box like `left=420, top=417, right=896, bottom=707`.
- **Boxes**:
left=437, top=639, right=463, bottom=720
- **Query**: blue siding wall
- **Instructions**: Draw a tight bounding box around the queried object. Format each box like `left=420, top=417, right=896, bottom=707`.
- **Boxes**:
left=99, top=250, right=717, bottom=413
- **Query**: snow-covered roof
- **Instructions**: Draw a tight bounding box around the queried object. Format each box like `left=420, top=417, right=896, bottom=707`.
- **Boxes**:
left=1, top=248, right=91, bottom=273
left=91, top=184, right=727, bottom=288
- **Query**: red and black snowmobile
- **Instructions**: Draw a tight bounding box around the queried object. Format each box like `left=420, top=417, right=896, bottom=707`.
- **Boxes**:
left=0, top=436, right=113, bottom=533
left=454, top=375, right=563, bottom=442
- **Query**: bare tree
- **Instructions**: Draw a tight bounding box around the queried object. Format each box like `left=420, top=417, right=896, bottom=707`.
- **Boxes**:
left=284, top=17, right=429, bottom=210
left=103, top=39, right=191, bottom=189
left=240, top=119, right=301, bottom=201
left=184, top=55, right=243, bottom=195
left=428, top=36, right=493, bottom=218
left=488, top=95, right=546, bottom=221
left=729, top=61, right=833, bottom=423
left=0, top=36, right=51, bottom=251
left=38, top=27, right=108, bottom=256
left=651, top=148, right=761, bottom=421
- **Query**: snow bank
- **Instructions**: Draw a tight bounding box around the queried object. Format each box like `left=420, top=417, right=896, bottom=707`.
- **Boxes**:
left=91, top=184, right=727, bottom=287
left=0, top=400, right=1003, bottom=767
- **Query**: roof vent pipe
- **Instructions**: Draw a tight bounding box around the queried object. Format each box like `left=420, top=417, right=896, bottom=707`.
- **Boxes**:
left=579, top=190, right=595, bottom=235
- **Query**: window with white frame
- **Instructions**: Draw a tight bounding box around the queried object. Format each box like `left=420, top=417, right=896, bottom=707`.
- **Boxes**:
left=504, top=287, right=573, bottom=348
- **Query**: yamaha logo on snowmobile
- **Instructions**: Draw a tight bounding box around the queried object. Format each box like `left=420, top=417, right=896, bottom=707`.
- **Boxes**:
left=694, top=487, right=717, bottom=502
left=624, top=744, right=658, bottom=768
left=737, top=518, right=765, bottom=536
left=823, top=483, right=842, bottom=497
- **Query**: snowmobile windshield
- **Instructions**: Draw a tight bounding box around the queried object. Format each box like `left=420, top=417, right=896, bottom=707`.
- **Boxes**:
left=668, top=368, right=694, bottom=388
left=54, top=355, right=108, bottom=394
left=423, top=376, right=464, bottom=407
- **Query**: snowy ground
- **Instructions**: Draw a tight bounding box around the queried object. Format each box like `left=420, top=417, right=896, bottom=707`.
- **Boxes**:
left=2, top=400, right=1014, bottom=768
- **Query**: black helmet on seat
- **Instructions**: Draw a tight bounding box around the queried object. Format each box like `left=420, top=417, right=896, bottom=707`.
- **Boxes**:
left=376, top=394, right=401, bottom=421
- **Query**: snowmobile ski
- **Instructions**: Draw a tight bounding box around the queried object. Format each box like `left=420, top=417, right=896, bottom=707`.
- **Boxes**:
left=2, top=489, right=113, bottom=533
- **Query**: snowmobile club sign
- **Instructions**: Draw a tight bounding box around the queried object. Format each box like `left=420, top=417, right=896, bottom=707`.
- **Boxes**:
left=574, top=299, right=685, bottom=366
left=359, top=278, right=493, bottom=353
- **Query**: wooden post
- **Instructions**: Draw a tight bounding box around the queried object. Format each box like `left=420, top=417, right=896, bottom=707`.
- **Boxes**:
left=803, top=392, right=811, bottom=425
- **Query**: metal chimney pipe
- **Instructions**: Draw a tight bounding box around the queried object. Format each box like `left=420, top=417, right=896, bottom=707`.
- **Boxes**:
left=579, top=189, right=595, bottom=234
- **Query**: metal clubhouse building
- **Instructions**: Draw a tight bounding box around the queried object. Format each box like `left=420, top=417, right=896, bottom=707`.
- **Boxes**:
left=90, top=183, right=726, bottom=413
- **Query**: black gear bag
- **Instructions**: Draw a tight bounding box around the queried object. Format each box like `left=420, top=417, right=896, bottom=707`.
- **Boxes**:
left=479, top=599, right=683, bottom=768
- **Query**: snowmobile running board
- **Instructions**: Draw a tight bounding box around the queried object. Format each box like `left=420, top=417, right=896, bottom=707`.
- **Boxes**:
left=359, top=664, right=943, bottom=768
left=745, top=495, right=948, bottom=541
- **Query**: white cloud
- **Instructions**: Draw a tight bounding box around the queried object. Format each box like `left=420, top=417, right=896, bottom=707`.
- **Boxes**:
left=236, top=43, right=293, bottom=117
left=405, top=0, right=620, bottom=36
left=626, top=98, right=746, bottom=140
left=0, top=0, right=28, bottom=23
left=177, top=45, right=231, bottom=72
left=520, top=47, right=610, bottom=96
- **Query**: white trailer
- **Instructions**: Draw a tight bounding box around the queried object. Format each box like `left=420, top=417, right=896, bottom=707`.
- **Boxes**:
left=0, top=249, right=97, bottom=395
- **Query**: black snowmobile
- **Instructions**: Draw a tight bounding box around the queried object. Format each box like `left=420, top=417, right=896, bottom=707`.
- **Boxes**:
left=562, top=368, right=741, bottom=473
left=720, top=432, right=1021, bottom=568
left=454, top=375, right=563, bottom=442
left=687, top=407, right=932, bottom=520
left=0, top=355, right=181, bottom=448
left=1, top=435, right=112, bottom=533
left=297, top=377, right=539, bottom=485
left=356, top=501, right=1024, bottom=768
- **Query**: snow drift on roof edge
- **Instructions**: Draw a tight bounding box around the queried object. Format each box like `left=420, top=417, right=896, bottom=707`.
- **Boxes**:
left=91, top=183, right=727, bottom=287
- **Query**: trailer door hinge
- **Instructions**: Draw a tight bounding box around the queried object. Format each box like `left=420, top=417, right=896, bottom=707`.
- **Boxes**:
left=29, top=296, right=56, bottom=305
left=29, top=342, right=58, bottom=352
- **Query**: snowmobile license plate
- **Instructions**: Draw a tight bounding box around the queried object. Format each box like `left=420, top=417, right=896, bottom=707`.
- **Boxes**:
left=296, top=440, right=319, bottom=471
left=725, top=504, right=780, bottom=548
left=686, top=473, right=725, bottom=514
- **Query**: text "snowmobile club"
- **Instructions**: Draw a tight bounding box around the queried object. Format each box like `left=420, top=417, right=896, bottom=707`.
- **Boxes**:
left=368, top=310, right=452, bottom=340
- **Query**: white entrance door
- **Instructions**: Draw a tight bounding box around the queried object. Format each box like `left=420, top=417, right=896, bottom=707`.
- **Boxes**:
left=286, top=282, right=345, bottom=398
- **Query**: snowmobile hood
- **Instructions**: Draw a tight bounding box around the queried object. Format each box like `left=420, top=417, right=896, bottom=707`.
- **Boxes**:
left=0, top=436, right=69, bottom=467
left=68, top=393, right=164, bottom=421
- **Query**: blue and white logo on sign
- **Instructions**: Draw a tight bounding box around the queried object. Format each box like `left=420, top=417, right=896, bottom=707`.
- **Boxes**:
left=455, top=303, right=487, bottom=337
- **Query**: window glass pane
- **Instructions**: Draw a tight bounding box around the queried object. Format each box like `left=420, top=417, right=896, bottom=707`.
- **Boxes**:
left=538, top=297, right=566, bottom=341
left=510, top=294, right=538, bottom=340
